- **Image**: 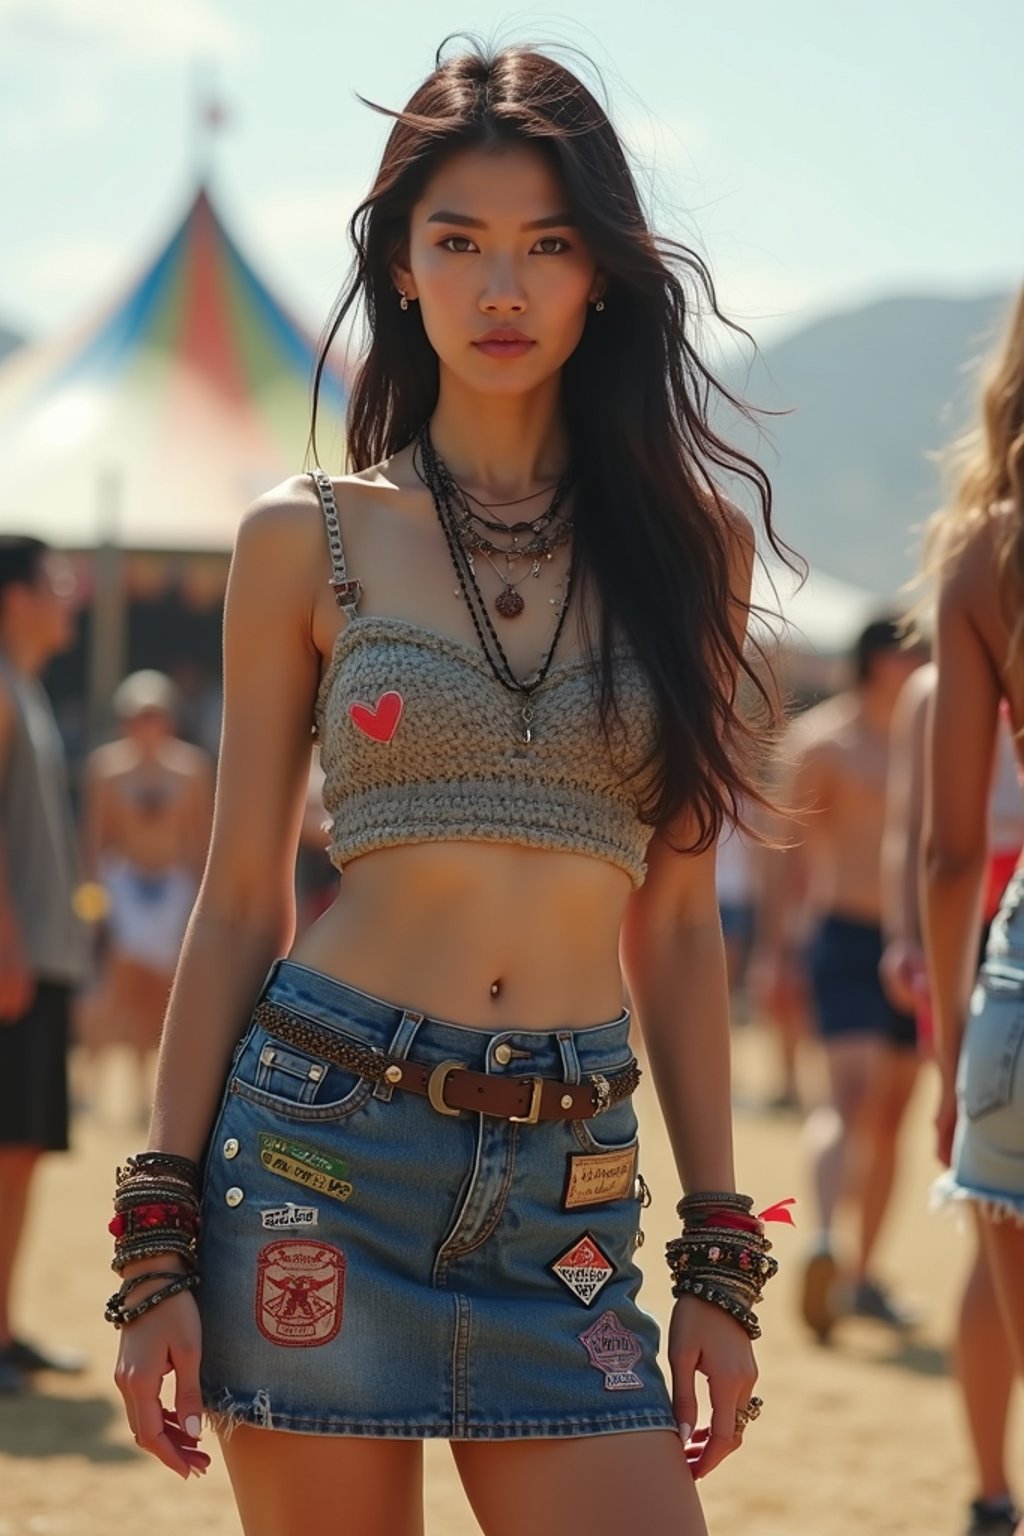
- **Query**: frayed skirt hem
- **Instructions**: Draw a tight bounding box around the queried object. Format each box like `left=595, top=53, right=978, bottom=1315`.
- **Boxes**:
left=202, top=1388, right=678, bottom=1442
left=930, top=1172, right=1024, bottom=1227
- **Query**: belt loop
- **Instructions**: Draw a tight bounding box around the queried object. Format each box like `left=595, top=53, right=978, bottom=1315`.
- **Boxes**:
left=556, top=1029, right=581, bottom=1086
left=374, top=1008, right=424, bottom=1100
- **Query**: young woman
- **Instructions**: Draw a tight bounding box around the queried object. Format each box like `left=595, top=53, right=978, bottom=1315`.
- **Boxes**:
left=924, top=283, right=1024, bottom=1536
left=110, top=43, right=786, bottom=1536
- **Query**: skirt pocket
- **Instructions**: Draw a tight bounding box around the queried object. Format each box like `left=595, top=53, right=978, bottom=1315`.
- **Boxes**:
left=959, top=967, right=1024, bottom=1121
left=228, top=1008, right=374, bottom=1123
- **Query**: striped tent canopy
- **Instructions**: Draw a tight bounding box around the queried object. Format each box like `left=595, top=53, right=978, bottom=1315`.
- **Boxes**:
left=0, top=185, right=348, bottom=549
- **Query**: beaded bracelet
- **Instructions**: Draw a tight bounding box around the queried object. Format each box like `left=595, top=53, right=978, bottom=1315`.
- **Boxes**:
left=676, top=1191, right=755, bottom=1216
left=672, top=1276, right=761, bottom=1340
left=105, top=1271, right=200, bottom=1329
left=118, top=1151, right=201, bottom=1185
left=666, top=1236, right=778, bottom=1287
left=109, top=1201, right=198, bottom=1237
left=115, top=1175, right=199, bottom=1201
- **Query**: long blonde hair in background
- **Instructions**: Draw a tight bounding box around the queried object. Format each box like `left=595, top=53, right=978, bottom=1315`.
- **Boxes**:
left=922, top=284, right=1024, bottom=664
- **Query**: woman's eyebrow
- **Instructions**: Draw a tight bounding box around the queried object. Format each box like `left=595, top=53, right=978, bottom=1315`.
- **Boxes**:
left=425, top=210, right=577, bottom=230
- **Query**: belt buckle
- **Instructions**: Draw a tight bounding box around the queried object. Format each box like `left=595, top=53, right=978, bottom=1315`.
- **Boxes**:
left=427, top=1060, right=465, bottom=1117
left=509, top=1076, right=544, bottom=1125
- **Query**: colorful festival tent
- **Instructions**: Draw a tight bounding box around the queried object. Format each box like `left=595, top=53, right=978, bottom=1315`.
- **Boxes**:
left=0, top=185, right=348, bottom=549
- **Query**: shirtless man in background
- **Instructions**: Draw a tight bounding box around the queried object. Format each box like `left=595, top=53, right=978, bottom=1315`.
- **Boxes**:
left=79, top=671, right=213, bottom=1120
left=754, top=618, right=925, bottom=1340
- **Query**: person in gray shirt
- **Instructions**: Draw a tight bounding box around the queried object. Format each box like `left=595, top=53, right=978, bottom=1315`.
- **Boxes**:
left=0, top=536, right=89, bottom=1392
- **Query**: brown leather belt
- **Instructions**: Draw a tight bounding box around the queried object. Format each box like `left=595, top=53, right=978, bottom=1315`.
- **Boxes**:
left=252, top=1001, right=641, bottom=1125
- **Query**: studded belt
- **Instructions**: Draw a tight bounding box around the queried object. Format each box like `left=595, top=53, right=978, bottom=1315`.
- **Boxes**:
left=252, top=1001, right=641, bottom=1125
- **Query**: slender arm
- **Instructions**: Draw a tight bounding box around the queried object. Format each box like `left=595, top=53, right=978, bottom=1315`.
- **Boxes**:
left=922, top=553, right=999, bottom=1078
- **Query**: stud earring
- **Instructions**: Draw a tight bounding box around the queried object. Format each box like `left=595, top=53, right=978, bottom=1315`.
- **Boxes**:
left=399, top=290, right=410, bottom=312
left=595, top=298, right=605, bottom=312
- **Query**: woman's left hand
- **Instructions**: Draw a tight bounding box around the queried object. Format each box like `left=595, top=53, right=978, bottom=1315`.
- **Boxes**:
left=668, top=1294, right=759, bottom=1480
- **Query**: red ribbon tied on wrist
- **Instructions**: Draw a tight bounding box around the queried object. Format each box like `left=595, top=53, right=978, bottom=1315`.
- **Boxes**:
left=757, top=1198, right=797, bottom=1226
left=694, top=1197, right=797, bottom=1234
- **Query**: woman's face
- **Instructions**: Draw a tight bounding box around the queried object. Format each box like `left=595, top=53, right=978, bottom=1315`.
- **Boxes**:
left=395, top=142, right=602, bottom=396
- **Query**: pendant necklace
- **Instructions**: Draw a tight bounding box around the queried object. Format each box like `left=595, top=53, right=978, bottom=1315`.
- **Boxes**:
left=416, top=423, right=576, bottom=745
left=413, top=433, right=573, bottom=618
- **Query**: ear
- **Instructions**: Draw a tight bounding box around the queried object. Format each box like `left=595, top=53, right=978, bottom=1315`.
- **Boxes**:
left=389, top=252, right=418, bottom=303
left=588, top=274, right=606, bottom=305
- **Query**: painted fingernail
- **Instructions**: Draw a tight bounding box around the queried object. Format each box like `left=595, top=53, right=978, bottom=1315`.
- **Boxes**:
left=185, top=1415, right=202, bottom=1439
left=679, top=1422, right=693, bottom=1442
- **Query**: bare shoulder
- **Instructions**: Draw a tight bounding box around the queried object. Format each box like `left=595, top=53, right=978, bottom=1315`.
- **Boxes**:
left=942, top=504, right=1012, bottom=603
left=242, top=463, right=409, bottom=565
left=84, top=740, right=131, bottom=779
left=164, top=739, right=213, bottom=777
left=238, top=473, right=329, bottom=562
left=707, top=492, right=755, bottom=578
left=785, top=693, right=855, bottom=761
left=719, top=495, right=755, bottom=550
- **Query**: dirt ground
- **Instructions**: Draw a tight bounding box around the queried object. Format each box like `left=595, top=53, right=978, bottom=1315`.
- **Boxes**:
left=0, top=1020, right=1017, bottom=1536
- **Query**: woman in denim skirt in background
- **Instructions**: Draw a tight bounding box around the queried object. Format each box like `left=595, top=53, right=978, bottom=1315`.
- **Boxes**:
left=110, top=41, right=790, bottom=1536
left=924, top=284, right=1024, bottom=1521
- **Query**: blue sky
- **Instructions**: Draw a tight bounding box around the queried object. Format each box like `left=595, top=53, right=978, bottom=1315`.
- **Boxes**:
left=1, top=0, right=1020, bottom=350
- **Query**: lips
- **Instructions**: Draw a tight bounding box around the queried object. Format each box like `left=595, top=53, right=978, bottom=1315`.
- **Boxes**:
left=472, top=329, right=536, bottom=359
left=475, top=328, right=533, bottom=344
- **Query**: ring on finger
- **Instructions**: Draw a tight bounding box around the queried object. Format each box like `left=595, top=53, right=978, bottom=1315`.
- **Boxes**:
left=734, top=1395, right=764, bottom=1434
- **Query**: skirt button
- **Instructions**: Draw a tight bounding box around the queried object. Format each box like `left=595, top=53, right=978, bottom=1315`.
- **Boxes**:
left=223, top=1138, right=240, bottom=1159
left=225, top=1187, right=245, bottom=1207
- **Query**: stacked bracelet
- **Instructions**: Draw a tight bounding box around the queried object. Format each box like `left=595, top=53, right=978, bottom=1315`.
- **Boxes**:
left=110, top=1153, right=201, bottom=1276
left=666, top=1191, right=780, bottom=1340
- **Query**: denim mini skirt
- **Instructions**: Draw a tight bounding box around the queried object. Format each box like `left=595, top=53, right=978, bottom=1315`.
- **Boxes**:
left=198, top=958, right=677, bottom=1439
left=933, top=870, right=1024, bottom=1225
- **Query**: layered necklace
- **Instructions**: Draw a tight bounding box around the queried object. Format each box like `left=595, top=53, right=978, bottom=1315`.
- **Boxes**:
left=414, top=426, right=573, bottom=620
left=414, top=421, right=576, bottom=746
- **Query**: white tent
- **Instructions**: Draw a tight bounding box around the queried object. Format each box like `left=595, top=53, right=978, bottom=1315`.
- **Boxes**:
left=750, top=554, right=889, bottom=658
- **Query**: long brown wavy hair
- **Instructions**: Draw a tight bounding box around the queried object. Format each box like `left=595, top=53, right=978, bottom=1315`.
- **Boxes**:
left=308, top=39, right=792, bottom=850
left=922, top=284, right=1024, bottom=664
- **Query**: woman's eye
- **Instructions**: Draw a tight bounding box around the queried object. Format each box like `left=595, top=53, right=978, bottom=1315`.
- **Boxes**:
left=439, top=236, right=478, bottom=253
left=533, top=237, right=571, bottom=255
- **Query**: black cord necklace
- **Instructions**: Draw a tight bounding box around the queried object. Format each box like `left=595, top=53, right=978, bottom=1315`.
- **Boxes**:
left=416, top=422, right=576, bottom=745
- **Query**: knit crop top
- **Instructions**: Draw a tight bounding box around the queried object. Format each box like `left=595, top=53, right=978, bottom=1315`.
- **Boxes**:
left=309, top=470, right=659, bottom=887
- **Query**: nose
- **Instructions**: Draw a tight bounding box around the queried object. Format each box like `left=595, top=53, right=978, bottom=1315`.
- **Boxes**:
left=479, top=255, right=527, bottom=315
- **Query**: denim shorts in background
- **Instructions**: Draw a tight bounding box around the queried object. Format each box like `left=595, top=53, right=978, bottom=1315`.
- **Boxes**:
left=933, top=870, right=1024, bottom=1225
left=808, top=914, right=918, bottom=1051
left=197, top=959, right=677, bottom=1440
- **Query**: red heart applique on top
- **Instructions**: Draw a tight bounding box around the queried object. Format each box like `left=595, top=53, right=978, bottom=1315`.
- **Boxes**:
left=349, top=691, right=404, bottom=743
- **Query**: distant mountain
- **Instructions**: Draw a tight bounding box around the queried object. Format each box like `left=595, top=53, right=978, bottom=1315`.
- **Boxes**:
left=723, top=292, right=1013, bottom=593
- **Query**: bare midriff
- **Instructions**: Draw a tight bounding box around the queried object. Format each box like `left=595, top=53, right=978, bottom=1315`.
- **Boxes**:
left=286, top=840, right=633, bottom=1031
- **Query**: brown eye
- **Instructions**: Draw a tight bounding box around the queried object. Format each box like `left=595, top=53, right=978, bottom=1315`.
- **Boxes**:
left=439, top=236, right=477, bottom=253
left=533, top=237, right=570, bottom=255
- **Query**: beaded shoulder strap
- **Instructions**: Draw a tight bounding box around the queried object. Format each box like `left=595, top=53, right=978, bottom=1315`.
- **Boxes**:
left=310, top=468, right=363, bottom=618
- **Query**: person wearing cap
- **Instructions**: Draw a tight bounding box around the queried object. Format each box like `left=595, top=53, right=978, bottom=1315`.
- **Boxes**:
left=78, top=670, right=213, bottom=1122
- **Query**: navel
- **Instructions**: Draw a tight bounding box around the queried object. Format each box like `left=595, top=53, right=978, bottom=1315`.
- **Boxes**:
left=489, top=978, right=502, bottom=1000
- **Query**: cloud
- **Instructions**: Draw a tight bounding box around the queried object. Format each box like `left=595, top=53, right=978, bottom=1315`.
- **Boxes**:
left=246, top=185, right=367, bottom=318
left=5, top=235, right=127, bottom=334
left=0, top=0, right=246, bottom=60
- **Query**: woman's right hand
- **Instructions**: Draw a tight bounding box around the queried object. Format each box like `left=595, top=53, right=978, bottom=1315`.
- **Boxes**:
left=113, top=1277, right=211, bottom=1479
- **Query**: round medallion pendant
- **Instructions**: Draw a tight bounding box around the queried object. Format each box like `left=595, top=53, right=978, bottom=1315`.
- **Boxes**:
left=495, top=587, right=525, bottom=618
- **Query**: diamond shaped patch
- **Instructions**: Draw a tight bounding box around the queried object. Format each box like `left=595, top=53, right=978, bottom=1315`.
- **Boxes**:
left=549, top=1232, right=615, bottom=1305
